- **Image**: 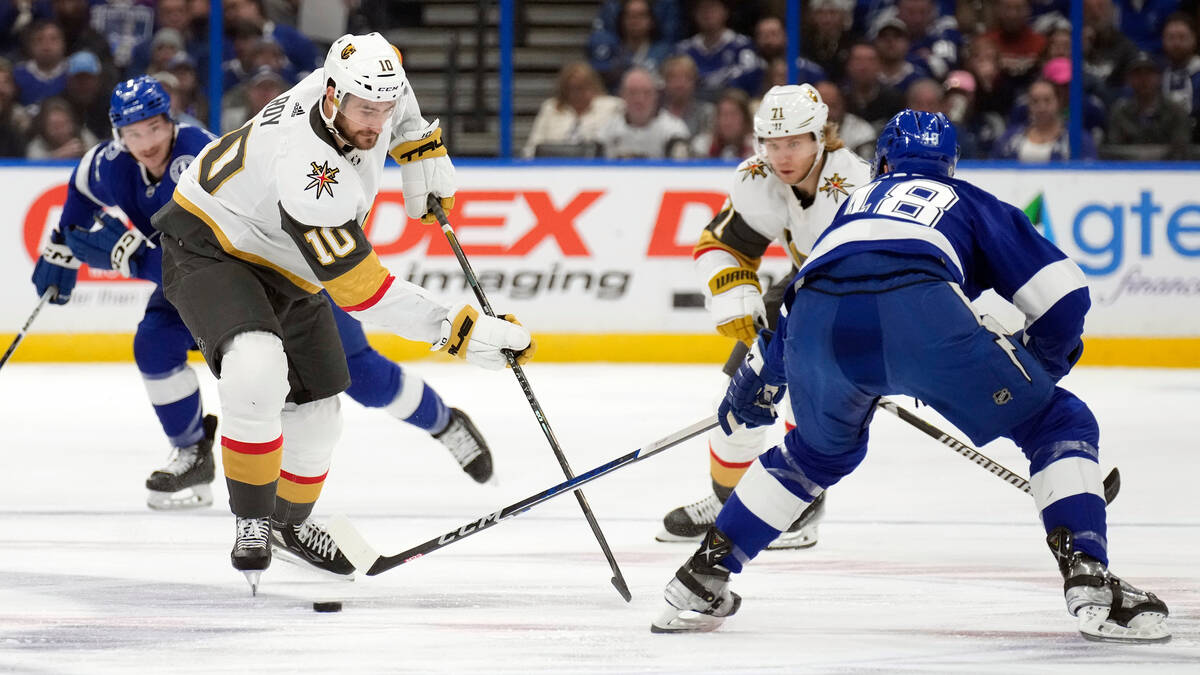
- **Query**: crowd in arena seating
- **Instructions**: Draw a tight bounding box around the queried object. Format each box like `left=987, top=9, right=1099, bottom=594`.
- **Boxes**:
left=0, top=0, right=327, bottom=159
left=528, top=0, right=1200, bottom=162
left=2, top=0, right=1200, bottom=162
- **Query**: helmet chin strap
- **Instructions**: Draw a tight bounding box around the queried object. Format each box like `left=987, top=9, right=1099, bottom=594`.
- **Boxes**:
left=320, top=95, right=355, bottom=153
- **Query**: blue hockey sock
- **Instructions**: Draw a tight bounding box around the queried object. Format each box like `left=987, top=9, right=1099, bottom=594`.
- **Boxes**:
left=141, top=364, right=204, bottom=448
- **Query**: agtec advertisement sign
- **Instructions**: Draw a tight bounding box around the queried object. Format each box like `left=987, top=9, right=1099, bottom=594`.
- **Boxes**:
left=5, top=165, right=1200, bottom=337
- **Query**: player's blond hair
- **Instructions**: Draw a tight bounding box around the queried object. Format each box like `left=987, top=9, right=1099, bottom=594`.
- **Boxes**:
left=823, top=121, right=845, bottom=152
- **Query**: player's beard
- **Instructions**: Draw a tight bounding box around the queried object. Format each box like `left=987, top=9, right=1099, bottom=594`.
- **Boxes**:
left=334, top=113, right=379, bottom=150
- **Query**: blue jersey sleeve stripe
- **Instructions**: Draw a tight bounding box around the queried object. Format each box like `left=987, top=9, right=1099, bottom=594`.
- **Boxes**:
left=1010, top=258, right=1089, bottom=329
left=73, top=144, right=107, bottom=208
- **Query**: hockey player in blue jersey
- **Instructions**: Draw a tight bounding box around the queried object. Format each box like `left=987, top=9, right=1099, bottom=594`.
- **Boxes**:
left=651, top=110, right=1169, bottom=642
left=31, top=75, right=494, bottom=511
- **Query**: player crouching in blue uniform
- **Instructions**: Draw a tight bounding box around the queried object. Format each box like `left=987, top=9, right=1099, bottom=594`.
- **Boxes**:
left=651, top=110, right=1169, bottom=643
left=32, top=76, right=495, bottom=511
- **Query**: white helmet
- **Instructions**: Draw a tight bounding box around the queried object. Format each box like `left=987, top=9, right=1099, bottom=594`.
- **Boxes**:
left=323, top=32, right=409, bottom=106
left=753, top=84, right=829, bottom=183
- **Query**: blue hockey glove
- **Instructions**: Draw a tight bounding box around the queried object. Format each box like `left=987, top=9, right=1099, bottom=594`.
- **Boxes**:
left=31, top=229, right=81, bottom=305
left=718, top=331, right=787, bottom=434
left=64, top=213, right=147, bottom=278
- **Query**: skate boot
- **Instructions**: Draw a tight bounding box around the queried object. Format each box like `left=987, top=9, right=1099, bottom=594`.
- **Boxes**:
left=657, top=489, right=825, bottom=550
left=231, top=516, right=271, bottom=595
left=433, top=407, right=493, bottom=483
left=651, top=527, right=742, bottom=633
left=270, top=518, right=356, bottom=576
left=1047, top=527, right=1169, bottom=643
left=146, top=414, right=218, bottom=510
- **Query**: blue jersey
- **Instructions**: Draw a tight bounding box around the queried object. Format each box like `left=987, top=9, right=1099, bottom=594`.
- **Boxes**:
left=60, top=124, right=216, bottom=240
left=796, top=171, right=1090, bottom=374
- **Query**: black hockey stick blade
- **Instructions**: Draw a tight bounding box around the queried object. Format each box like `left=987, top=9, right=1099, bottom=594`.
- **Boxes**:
left=327, top=416, right=718, bottom=578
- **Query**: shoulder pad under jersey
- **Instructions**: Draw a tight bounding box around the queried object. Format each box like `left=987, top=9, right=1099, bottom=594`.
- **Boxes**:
left=728, top=154, right=789, bottom=242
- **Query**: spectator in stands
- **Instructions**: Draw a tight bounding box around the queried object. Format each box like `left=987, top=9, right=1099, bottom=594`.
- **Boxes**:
left=1042, top=19, right=1072, bottom=61
left=151, top=70, right=205, bottom=129
left=815, top=79, right=875, bottom=158
left=984, top=0, right=1046, bottom=89
left=146, top=28, right=187, bottom=77
left=222, top=65, right=287, bottom=130
left=757, top=55, right=827, bottom=97
left=62, top=50, right=108, bottom=141
left=1084, top=0, right=1138, bottom=99
left=592, top=0, right=685, bottom=47
left=597, top=66, right=690, bottom=158
left=0, top=58, right=31, bottom=157
left=14, top=20, right=67, bottom=107
left=964, top=34, right=1019, bottom=120
left=804, top=0, right=857, bottom=83
left=992, top=78, right=1096, bottom=160
left=1161, top=13, right=1200, bottom=122
left=905, top=77, right=944, bottom=112
left=660, top=54, right=714, bottom=138
left=246, top=38, right=300, bottom=84
left=942, top=69, right=1006, bottom=158
left=1107, top=52, right=1191, bottom=159
left=523, top=61, right=622, bottom=157
left=25, top=96, right=96, bottom=159
left=223, top=0, right=320, bottom=74
left=588, top=0, right=673, bottom=93
left=1030, top=0, right=1071, bottom=33
left=690, top=87, right=754, bottom=159
left=128, top=0, right=204, bottom=78
left=1035, top=57, right=1108, bottom=141
left=886, top=0, right=962, bottom=78
left=753, top=15, right=786, bottom=62
left=167, top=52, right=207, bottom=128
left=222, top=20, right=263, bottom=90
left=874, top=17, right=928, bottom=94
left=675, top=0, right=762, bottom=100
left=50, top=0, right=115, bottom=69
left=1114, top=0, right=1179, bottom=54
left=843, top=41, right=905, bottom=128
left=89, top=0, right=154, bottom=71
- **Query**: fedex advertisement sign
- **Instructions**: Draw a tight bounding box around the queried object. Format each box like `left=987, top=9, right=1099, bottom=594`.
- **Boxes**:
left=3, top=165, right=1199, bottom=336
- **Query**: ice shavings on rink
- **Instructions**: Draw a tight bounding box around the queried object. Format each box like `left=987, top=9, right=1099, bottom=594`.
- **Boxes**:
left=1, top=363, right=1197, bottom=673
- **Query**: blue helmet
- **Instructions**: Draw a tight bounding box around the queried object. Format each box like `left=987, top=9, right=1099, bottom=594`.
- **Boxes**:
left=872, top=109, right=959, bottom=179
left=108, top=75, right=172, bottom=129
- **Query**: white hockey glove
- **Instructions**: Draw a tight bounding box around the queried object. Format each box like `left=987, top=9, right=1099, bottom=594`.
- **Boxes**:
left=707, top=267, right=766, bottom=346
left=390, top=118, right=456, bottom=224
left=433, top=302, right=536, bottom=370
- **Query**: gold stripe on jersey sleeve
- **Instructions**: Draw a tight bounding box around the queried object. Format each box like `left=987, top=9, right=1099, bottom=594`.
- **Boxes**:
left=695, top=230, right=762, bottom=270
left=173, top=192, right=322, bottom=294
left=323, top=250, right=391, bottom=308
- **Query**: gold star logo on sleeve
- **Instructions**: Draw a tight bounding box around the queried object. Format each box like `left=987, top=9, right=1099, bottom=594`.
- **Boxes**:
left=305, top=160, right=340, bottom=199
left=819, top=172, right=854, bottom=202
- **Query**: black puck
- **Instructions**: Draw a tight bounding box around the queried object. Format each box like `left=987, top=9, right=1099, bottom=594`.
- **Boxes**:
left=312, top=601, right=343, bottom=613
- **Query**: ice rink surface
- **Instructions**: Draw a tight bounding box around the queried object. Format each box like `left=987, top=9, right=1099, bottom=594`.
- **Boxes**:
left=1, top=362, right=1197, bottom=674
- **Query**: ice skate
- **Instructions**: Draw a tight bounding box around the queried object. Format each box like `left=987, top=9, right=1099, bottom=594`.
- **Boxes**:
left=652, top=527, right=741, bottom=633
left=657, top=491, right=825, bottom=550
left=231, top=516, right=271, bottom=595
left=146, top=414, right=218, bottom=510
left=1047, top=527, right=1170, bottom=643
left=434, top=407, right=493, bottom=483
left=270, top=518, right=356, bottom=577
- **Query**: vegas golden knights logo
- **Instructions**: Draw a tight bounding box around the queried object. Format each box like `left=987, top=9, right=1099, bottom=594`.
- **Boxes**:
left=341, top=44, right=356, bottom=59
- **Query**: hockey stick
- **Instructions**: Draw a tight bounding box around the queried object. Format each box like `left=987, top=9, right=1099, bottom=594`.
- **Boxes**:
left=424, top=196, right=633, bottom=601
left=875, top=397, right=1120, bottom=505
left=0, top=287, right=55, bottom=372
left=328, top=415, right=719, bottom=576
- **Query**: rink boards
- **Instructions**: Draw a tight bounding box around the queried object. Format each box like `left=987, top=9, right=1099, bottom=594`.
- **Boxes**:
left=2, top=162, right=1198, bottom=367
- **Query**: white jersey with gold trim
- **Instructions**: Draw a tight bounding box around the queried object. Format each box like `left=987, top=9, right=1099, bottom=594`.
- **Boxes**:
left=728, top=147, right=872, bottom=267
left=171, top=69, right=449, bottom=343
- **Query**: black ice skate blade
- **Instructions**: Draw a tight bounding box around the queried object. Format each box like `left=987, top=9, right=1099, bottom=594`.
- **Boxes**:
left=270, top=547, right=356, bottom=582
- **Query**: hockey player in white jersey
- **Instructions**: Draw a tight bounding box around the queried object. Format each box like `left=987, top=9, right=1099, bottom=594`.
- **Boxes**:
left=152, top=33, right=534, bottom=591
left=657, top=84, right=871, bottom=549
